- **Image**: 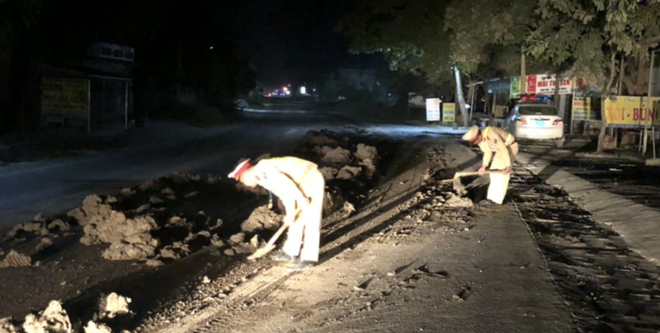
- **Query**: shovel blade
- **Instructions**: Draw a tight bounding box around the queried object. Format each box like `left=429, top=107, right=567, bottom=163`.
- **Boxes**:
left=247, top=244, right=277, bottom=261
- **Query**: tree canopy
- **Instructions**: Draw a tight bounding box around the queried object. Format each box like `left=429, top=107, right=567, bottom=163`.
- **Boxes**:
left=340, top=0, right=660, bottom=95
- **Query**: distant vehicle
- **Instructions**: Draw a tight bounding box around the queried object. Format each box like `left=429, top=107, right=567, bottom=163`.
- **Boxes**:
left=506, top=97, right=564, bottom=146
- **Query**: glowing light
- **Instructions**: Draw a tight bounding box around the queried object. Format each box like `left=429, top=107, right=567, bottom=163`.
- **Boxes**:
left=300, top=86, right=306, bottom=94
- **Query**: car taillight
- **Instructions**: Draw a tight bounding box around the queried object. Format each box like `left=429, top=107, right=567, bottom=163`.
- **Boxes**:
left=552, top=119, right=563, bottom=126
left=516, top=118, right=527, bottom=125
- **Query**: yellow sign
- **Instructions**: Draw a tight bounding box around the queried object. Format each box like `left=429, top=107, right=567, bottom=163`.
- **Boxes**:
left=442, top=102, right=456, bottom=123
left=572, top=96, right=592, bottom=121
left=604, top=95, right=660, bottom=127
left=41, top=78, right=90, bottom=116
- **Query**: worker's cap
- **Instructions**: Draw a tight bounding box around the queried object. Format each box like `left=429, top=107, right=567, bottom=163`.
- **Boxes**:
left=461, top=125, right=480, bottom=142
left=228, top=158, right=252, bottom=179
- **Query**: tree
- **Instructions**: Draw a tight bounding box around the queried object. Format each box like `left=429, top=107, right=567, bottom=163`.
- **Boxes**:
left=338, top=1, right=464, bottom=122
left=526, top=0, right=660, bottom=152
left=443, top=0, right=536, bottom=122
left=338, top=0, right=538, bottom=126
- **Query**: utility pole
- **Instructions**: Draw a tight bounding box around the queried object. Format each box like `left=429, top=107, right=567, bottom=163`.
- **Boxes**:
left=643, top=50, right=656, bottom=156
left=521, top=49, right=527, bottom=95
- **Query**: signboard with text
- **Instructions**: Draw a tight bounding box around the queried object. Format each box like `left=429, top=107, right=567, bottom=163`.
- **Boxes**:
left=571, top=96, right=594, bottom=121
left=41, top=78, right=90, bottom=117
left=526, top=74, right=572, bottom=95
left=425, top=98, right=441, bottom=122
left=87, top=42, right=135, bottom=62
left=510, top=76, right=521, bottom=99
left=442, top=102, right=456, bottom=123
left=604, top=95, right=660, bottom=128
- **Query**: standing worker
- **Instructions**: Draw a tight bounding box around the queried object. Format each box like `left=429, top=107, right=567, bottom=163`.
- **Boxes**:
left=461, top=125, right=519, bottom=204
left=228, top=156, right=325, bottom=271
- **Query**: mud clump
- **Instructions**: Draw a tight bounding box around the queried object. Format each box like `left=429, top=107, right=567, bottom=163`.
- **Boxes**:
left=337, top=166, right=362, bottom=180
left=5, top=214, right=55, bottom=239
left=83, top=321, right=112, bottom=333
left=67, top=195, right=113, bottom=227
left=321, top=147, right=352, bottom=164
left=354, top=144, right=378, bottom=179
left=444, top=193, right=474, bottom=208
left=319, top=167, right=338, bottom=181
left=81, top=213, right=156, bottom=245
left=80, top=208, right=159, bottom=261
left=241, top=206, right=281, bottom=233
left=102, top=241, right=158, bottom=261
left=47, top=220, right=70, bottom=232
left=303, top=130, right=338, bottom=147
left=0, top=250, right=32, bottom=268
left=98, top=293, right=132, bottom=319
left=0, top=318, right=19, bottom=333
left=35, top=238, right=53, bottom=252
left=22, top=301, right=72, bottom=333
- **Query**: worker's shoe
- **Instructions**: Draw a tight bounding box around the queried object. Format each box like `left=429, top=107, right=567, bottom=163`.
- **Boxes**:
left=478, top=199, right=498, bottom=207
left=287, top=261, right=314, bottom=272
left=271, top=253, right=296, bottom=262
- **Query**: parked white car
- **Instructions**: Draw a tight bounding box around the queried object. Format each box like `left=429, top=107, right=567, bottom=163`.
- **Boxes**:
left=506, top=101, right=564, bottom=144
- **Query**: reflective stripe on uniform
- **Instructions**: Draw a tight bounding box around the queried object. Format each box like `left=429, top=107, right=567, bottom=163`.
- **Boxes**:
left=482, top=127, right=491, bottom=142
left=505, top=133, right=514, bottom=146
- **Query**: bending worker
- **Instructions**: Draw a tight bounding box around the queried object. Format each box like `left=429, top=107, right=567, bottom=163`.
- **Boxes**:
left=228, top=156, right=325, bottom=271
left=461, top=125, right=519, bottom=204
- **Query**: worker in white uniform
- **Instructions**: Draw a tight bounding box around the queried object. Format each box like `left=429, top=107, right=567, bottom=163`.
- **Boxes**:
left=228, top=156, right=325, bottom=271
left=462, top=125, right=518, bottom=204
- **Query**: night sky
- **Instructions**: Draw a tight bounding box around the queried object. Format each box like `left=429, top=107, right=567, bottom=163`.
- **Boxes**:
left=234, top=0, right=380, bottom=89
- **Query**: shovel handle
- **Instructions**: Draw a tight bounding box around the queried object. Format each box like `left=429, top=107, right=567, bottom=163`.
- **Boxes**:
left=454, top=170, right=506, bottom=178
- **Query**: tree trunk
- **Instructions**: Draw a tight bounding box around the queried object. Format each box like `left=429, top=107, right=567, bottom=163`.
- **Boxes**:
left=454, top=67, right=469, bottom=127
left=621, top=75, right=636, bottom=96
left=483, top=78, right=491, bottom=120
left=597, top=54, right=617, bottom=153
left=467, top=79, right=476, bottom=110
left=467, top=78, right=476, bottom=122
left=635, top=55, right=647, bottom=95
left=617, top=57, right=625, bottom=95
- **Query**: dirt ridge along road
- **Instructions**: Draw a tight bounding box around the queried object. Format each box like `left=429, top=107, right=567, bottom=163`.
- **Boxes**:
left=512, top=166, right=660, bottom=333
left=0, top=128, right=388, bottom=331
left=143, top=139, right=574, bottom=333
left=137, top=137, right=437, bottom=333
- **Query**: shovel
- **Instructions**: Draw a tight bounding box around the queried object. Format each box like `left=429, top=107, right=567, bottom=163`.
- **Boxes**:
left=247, top=204, right=306, bottom=261
left=248, top=222, right=289, bottom=260
left=452, top=170, right=506, bottom=195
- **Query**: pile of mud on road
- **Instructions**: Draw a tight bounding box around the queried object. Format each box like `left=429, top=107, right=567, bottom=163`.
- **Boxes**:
left=0, top=129, right=399, bottom=333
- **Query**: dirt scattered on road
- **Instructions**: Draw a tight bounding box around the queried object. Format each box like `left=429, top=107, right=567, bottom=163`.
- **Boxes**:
left=0, top=128, right=399, bottom=328
left=98, top=293, right=132, bottom=320
left=22, top=301, right=72, bottom=333
left=0, top=250, right=32, bottom=268
left=513, top=167, right=660, bottom=333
